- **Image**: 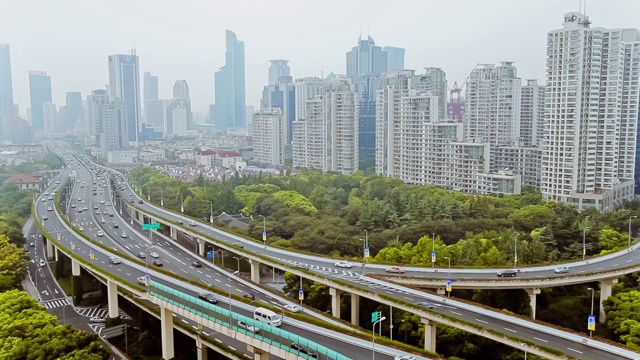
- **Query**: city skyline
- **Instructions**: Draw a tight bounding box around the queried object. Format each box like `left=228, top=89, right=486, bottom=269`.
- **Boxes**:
left=2, top=0, right=639, bottom=117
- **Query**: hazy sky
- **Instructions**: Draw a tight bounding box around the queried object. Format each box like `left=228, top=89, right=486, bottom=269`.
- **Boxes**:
left=3, top=0, right=640, bottom=117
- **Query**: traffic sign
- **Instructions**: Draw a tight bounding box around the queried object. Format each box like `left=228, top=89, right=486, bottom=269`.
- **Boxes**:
left=180, top=204, right=184, bottom=213
left=588, top=315, right=596, bottom=331
left=70, top=241, right=75, bottom=251
left=142, top=223, right=160, bottom=230
left=89, top=249, right=95, bottom=260
left=262, top=231, right=267, bottom=241
left=207, top=251, right=214, bottom=259
left=431, top=251, right=436, bottom=263
left=145, top=273, right=151, bottom=286
left=446, top=278, right=452, bottom=292
left=371, top=311, right=382, bottom=322
left=365, top=247, right=370, bottom=258
left=298, top=289, right=304, bottom=301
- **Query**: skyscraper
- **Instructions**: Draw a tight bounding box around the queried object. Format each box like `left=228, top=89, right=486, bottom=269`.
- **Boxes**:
left=173, top=80, right=190, bottom=100
left=252, top=108, right=286, bottom=166
left=261, top=76, right=295, bottom=143
left=65, top=92, right=83, bottom=131
left=346, top=36, right=388, bottom=76
left=28, top=71, right=52, bottom=132
left=519, top=79, right=545, bottom=147
left=413, top=67, right=448, bottom=120
left=268, top=60, right=291, bottom=85
left=0, top=44, right=13, bottom=124
left=542, top=12, right=640, bottom=209
left=214, top=30, right=246, bottom=131
left=464, top=62, right=521, bottom=146
left=86, top=89, right=109, bottom=137
left=143, top=72, right=158, bottom=102
left=383, top=46, right=405, bottom=73
left=108, top=53, right=141, bottom=142
left=42, top=102, right=57, bottom=133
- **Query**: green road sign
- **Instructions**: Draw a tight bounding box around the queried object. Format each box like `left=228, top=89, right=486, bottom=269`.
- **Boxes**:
left=142, top=223, right=160, bottom=230
left=371, top=311, right=381, bottom=322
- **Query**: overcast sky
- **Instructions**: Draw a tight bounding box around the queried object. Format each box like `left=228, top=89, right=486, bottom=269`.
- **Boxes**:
left=3, top=0, right=640, bottom=117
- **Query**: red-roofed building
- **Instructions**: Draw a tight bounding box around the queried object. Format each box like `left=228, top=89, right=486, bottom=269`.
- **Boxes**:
left=217, top=151, right=242, bottom=169
left=6, top=174, right=40, bottom=190
left=196, top=150, right=242, bottom=169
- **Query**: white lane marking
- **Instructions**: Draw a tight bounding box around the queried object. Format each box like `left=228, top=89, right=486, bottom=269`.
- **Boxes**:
left=504, top=328, right=517, bottom=333
left=181, top=319, right=188, bottom=324
left=476, top=319, right=488, bottom=324
left=534, top=337, right=548, bottom=343
left=612, top=263, right=619, bottom=267
left=450, top=311, right=463, bottom=316
left=205, top=274, right=212, bottom=278
left=214, top=338, right=222, bottom=343
left=403, top=296, right=413, bottom=301
left=596, top=267, right=603, bottom=270
left=567, top=348, right=583, bottom=354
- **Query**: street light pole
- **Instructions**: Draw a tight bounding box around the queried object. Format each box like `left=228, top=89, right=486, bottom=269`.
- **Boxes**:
left=259, top=215, right=266, bottom=246
left=513, top=233, right=519, bottom=269
left=629, top=216, right=637, bottom=249
left=372, top=316, right=387, bottom=360
left=583, top=226, right=590, bottom=261
left=432, top=233, right=436, bottom=268
left=217, top=250, right=225, bottom=269
left=160, top=189, right=164, bottom=208
left=444, top=256, right=451, bottom=298
left=147, top=184, right=150, bottom=201
left=588, top=287, right=595, bottom=338
left=179, top=193, right=184, bottom=214
left=206, top=200, right=213, bottom=225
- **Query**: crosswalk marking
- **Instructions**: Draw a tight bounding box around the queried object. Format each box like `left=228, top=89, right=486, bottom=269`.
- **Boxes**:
left=43, top=298, right=70, bottom=309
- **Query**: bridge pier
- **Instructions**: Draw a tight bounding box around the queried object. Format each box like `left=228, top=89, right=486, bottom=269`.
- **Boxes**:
left=249, top=259, right=260, bottom=283
left=247, top=345, right=269, bottom=360
left=525, top=288, right=541, bottom=318
left=599, top=278, right=618, bottom=323
left=138, top=211, right=145, bottom=223
left=196, top=337, right=208, bottom=360
left=170, top=227, right=178, bottom=240
left=421, top=318, right=437, bottom=353
left=351, top=293, right=360, bottom=326
left=46, top=239, right=54, bottom=260
left=160, top=307, right=175, bottom=360
left=71, top=259, right=81, bottom=276
left=197, top=238, right=205, bottom=257
left=54, top=246, right=59, bottom=261
left=330, top=288, right=342, bottom=318
left=107, top=279, right=119, bottom=319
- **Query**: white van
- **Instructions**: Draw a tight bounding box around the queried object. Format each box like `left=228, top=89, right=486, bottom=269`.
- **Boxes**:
left=253, top=307, right=282, bottom=327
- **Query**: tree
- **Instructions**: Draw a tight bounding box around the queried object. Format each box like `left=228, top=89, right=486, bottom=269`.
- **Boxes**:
left=0, top=234, right=28, bottom=292
left=508, top=205, right=555, bottom=233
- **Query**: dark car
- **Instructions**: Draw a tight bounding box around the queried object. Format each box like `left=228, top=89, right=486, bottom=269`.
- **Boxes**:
left=497, top=269, right=517, bottom=277
left=192, top=261, right=202, bottom=268
left=290, top=342, right=318, bottom=359
left=152, top=260, right=163, bottom=267
left=243, top=293, right=255, bottom=300
left=417, top=301, right=434, bottom=309
left=198, top=292, right=218, bottom=304
left=138, top=199, right=144, bottom=204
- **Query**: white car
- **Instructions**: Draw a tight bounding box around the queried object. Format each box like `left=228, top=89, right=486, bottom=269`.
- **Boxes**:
left=97, top=231, right=104, bottom=237
left=554, top=266, right=569, bottom=274
left=78, top=226, right=85, bottom=231
left=149, top=252, right=159, bottom=258
left=394, top=355, right=417, bottom=360
left=89, top=317, right=106, bottom=323
left=238, top=320, right=260, bottom=333
left=39, top=259, right=46, bottom=267
left=334, top=261, right=353, bottom=268
left=188, top=220, right=197, bottom=226
left=136, top=276, right=148, bottom=286
left=121, top=232, right=128, bottom=238
left=284, top=304, right=302, bottom=313
left=109, top=256, right=121, bottom=264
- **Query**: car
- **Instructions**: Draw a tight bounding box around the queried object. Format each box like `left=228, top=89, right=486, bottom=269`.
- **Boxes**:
left=97, top=231, right=104, bottom=237
left=417, top=301, right=434, bottom=309
left=113, top=223, right=119, bottom=228
left=152, top=260, right=163, bottom=267
left=554, top=266, right=569, bottom=274
left=138, top=199, right=144, bottom=204
left=95, top=210, right=101, bottom=215
left=42, top=215, right=48, bottom=220
left=233, top=242, right=245, bottom=248
left=100, top=218, right=106, bottom=224
left=29, top=242, right=35, bottom=247
left=136, top=276, right=148, bottom=286
left=100, top=200, right=105, bottom=204
left=393, top=356, right=417, bottom=360
left=108, top=213, right=114, bottom=217
left=106, top=202, right=111, bottom=206
left=284, top=304, right=302, bottom=312
left=243, top=293, right=256, bottom=300
left=39, top=259, right=46, bottom=267
left=109, top=256, right=121, bottom=264
left=83, top=206, right=88, bottom=211
left=385, top=266, right=406, bottom=274
left=188, top=220, right=197, bottom=226
left=290, top=342, right=317, bottom=358
left=138, top=252, right=146, bottom=258
left=149, top=252, right=159, bottom=258
left=47, top=207, right=53, bottom=211
left=294, top=263, right=309, bottom=269
left=40, top=198, right=46, bottom=202
left=191, top=261, right=202, bottom=268
left=89, top=317, right=106, bottom=323
left=121, top=232, right=128, bottom=238
left=198, top=292, right=219, bottom=304
left=497, top=269, right=517, bottom=277
left=71, top=204, right=76, bottom=208
left=334, top=261, right=353, bottom=268
left=93, top=205, right=99, bottom=210
left=78, top=226, right=85, bottom=231
left=238, top=320, right=260, bottom=333
left=177, top=220, right=184, bottom=225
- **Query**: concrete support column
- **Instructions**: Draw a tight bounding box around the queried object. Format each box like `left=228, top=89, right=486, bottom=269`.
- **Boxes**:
left=197, top=239, right=205, bottom=257
left=330, top=288, right=342, bottom=318
left=249, top=259, right=261, bottom=283
left=107, top=279, right=119, bottom=319
left=525, top=288, right=541, bottom=319
left=247, top=345, right=269, bottom=360
left=196, top=338, right=208, bottom=360
left=160, top=306, right=175, bottom=360
left=170, top=227, right=178, bottom=240
left=54, top=246, right=59, bottom=261
left=599, top=278, right=618, bottom=323
left=421, top=318, right=437, bottom=353
left=351, top=293, right=360, bottom=326
left=138, top=211, right=145, bottom=223
left=71, top=259, right=81, bottom=276
left=46, top=240, right=54, bottom=260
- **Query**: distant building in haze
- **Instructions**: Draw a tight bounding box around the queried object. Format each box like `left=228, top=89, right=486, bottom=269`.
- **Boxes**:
left=65, top=92, right=83, bottom=131
left=252, top=108, right=285, bottom=166
left=108, top=53, right=141, bottom=143
left=0, top=44, right=14, bottom=135
left=28, top=70, right=52, bottom=133
left=268, top=60, right=291, bottom=86
left=214, top=30, right=246, bottom=132
left=383, top=46, right=405, bottom=73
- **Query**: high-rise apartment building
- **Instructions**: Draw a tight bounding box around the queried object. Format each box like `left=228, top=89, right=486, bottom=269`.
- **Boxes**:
left=214, top=30, right=246, bottom=131
left=43, top=102, right=57, bottom=133
left=447, top=82, right=464, bottom=122
left=383, top=46, right=405, bottom=73
left=28, top=71, right=52, bottom=133
left=65, top=92, right=83, bottom=131
left=292, top=90, right=359, bottom=174
left=464, top=62, right=521, bottom=146
left=294, top=77, right=327, bottom=121
left=268, top=60, right=291, bottom=86
left=0, top=44, right=13, bottom=130
left=99, top=99, right=129, bottom=158
left=108, top=53, right=141, bottom=143
left=145, top=100, right=167, bottom=129
left=413, top=67, right=448, bottom=120
left=252, top=108, right=286, bottom=166
left=520, top=79, right=545, bottom=147
left=261, top=78, right=295, bottom=143
left=86, top=89, right=109, bottom=137
left=143, top=72, right=158, bottom=102
left=542, top=12, right=640, bottom=209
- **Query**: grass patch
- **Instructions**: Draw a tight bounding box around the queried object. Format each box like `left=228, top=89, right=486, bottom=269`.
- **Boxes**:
left=57, top=276, right=73, bottom=296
